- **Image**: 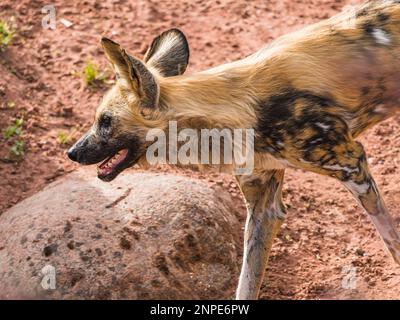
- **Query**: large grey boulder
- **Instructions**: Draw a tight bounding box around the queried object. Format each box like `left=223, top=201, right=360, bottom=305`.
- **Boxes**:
left=0, top=168, right=242, bottom=299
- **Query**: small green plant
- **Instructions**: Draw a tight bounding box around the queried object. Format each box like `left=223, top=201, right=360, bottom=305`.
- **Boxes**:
left=10, top=140, right=24, bottom=158
left=57, top=131, right=71, bottom=145
left=0, top=21, right=13, bottom=50
left=3, top=118, right=23, bottom=139
left=82, top=61, right=106, bottom=86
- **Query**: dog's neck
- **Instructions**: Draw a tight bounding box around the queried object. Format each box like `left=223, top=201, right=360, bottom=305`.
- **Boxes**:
left=158, top=69, right=258, bottom=130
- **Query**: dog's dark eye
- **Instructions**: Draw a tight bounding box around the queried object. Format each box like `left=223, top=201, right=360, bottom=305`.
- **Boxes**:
left=100, top=114, right=112, bottom=129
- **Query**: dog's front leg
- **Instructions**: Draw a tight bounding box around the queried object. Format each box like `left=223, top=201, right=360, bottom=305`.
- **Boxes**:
left=235, top=169, right=286, bottom=300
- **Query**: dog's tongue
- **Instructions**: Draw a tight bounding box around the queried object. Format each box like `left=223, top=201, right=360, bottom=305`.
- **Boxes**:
left=97, top=149, right=129, bottom=176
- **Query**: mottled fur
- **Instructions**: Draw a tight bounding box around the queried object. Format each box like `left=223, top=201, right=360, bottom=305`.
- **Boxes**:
left=69, top=1, right=400, bottom=300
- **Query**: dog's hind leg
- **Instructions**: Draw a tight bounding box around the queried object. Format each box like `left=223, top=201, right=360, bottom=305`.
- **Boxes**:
left=342, top=165, right=400, bottom=264
left=292, top=125, right=400, bottom=265
left=235, top=169, right=286, bottom=300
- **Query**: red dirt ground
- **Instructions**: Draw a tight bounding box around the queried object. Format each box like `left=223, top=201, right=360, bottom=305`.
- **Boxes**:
left=1, top=0, right=400, bottom=299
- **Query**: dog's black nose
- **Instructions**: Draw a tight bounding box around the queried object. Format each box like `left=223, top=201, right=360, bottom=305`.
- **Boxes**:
left=67, top=148, right=78, bottom=162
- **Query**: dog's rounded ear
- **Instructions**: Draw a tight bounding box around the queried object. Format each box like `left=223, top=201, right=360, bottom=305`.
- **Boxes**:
left=144, top=28, right=189, bottom=77
left=101, top=37, right=159, bottom=109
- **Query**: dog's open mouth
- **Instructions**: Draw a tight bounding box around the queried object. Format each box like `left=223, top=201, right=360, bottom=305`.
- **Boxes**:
left=97, top=149, right=131, bottom=181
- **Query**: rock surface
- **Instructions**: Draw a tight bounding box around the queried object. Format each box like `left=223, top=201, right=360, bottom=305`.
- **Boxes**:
left=0, top=169, right=242, bottom=299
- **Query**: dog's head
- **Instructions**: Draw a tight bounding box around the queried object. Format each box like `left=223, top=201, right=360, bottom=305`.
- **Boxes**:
left=67, top=29, right=189, bottom=181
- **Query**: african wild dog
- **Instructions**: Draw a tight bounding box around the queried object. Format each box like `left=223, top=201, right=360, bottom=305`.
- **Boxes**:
left=68, top=1, right=400, bottom=300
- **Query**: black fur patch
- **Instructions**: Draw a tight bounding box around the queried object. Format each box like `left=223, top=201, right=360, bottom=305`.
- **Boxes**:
left=255, top=89, right=336, bottom=154
left=362, top=21, right=375, bottom=35
left=377, top=12, right=390, bottom=24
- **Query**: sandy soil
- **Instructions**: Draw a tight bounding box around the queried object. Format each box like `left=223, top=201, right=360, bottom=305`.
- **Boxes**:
left=1, top=0, right=400, bottom=299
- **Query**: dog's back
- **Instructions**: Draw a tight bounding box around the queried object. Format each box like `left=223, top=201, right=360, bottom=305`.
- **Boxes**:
left=206, top=1, right=400, bottom=138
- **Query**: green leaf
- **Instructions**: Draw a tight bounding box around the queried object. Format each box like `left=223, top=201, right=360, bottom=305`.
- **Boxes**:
left=3, top=118, right=23, bottom=139
left=15, top=118, right=23, bottom=127
left=10, top=140, right=24, bottom=157
left=0, top=21, right=13, bottom=49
